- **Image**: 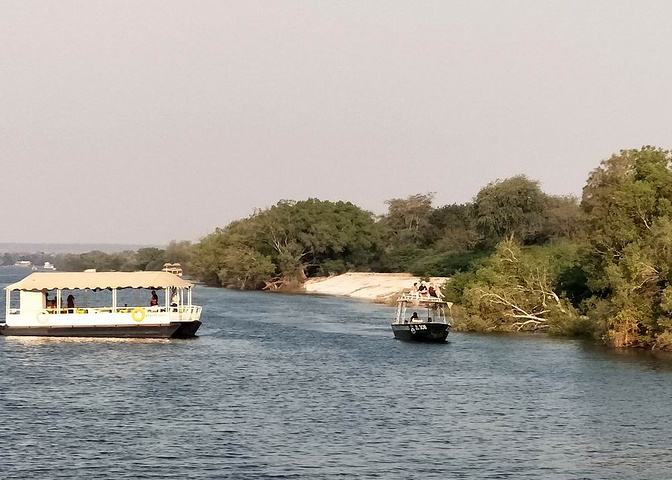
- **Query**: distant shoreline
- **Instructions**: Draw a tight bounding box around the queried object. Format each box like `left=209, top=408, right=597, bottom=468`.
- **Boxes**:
left=0, top=243, right=162, bottom=255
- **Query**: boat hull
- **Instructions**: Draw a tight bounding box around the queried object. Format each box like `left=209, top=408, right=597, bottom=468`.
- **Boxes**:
left=391, top=322, right=450, bottom=342
left=0, top=321, right=201, bottom=339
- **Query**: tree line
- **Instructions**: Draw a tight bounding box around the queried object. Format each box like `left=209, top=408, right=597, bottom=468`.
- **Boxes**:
left=187, top=145, right=672, bottom=350
left=5, top=146, right=671, bottom=350
left=188, top=176, right=582, bottom=290
left=1, top=242, right=193, bottom=274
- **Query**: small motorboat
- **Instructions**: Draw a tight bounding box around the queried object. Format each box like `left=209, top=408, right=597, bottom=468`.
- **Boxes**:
left=391, top=294, right=452, bottom=342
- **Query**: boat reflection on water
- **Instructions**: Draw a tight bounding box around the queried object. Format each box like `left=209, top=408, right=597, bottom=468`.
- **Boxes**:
left=4, top=335, right=171, bottom=345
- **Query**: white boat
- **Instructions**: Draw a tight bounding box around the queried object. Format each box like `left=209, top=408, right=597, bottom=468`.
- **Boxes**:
left=42, top=262, right=56, bottom=271
left=162, top=262, right=183, bottom=276
left=1, top=271, right=202, bottom=338
left=391, top=294, right=452, bottom=342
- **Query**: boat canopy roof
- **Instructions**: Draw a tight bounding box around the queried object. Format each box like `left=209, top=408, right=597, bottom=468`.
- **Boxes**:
left=5, top=271, right=193, bottom=291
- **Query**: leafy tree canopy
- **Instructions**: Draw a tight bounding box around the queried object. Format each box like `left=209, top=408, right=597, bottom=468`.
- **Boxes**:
left=447, top=239, right=593, bottom=336
left=473, top=175, right=547, bottom=244
left=381, top=193, right=435, bottom=246
left=191, top=199, right=383, bottom=289
left=580, top=146, right=672, bottom=348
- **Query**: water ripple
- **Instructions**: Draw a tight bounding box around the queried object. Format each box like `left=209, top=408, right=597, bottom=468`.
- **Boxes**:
left=2, top=274, right=672, bottom=478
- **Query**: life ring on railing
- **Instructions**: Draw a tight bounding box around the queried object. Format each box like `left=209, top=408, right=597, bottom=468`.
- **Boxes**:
left=131, top=307, right=146, bottom=323
left=36, top=309, right=50, bottom=324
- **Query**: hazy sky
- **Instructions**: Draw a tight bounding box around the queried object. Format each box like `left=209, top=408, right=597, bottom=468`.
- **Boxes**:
left=2, top=1, right=671, bottom=245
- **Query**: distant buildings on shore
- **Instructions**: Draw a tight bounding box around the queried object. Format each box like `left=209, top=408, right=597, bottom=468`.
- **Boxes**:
left=12, top=261, right=56, bottom=271
left=0, top=243, right=162, bottom=255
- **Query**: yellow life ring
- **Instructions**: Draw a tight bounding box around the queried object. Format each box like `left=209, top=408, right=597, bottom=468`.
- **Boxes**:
left=36, top=309, right=50, bottom=324
left=131, top=307, right=146, bottom=323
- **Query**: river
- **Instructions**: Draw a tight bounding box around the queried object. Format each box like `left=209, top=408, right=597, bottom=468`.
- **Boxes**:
left=2, top=267, right=672, bottom=479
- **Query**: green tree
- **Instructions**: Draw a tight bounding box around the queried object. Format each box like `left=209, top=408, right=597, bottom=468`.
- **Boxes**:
left=56, top=250, right=135, bottom=272
left=191, top=226, right=237, bottom=285
left=217, top=246, right=277, bottom=289
left=455, top=239, right=582, bottom=334
left=428, top=203, right=479, bottom=252
left=1, top=253, right=16, bottom=266
left=381, top=193, right=435, bottom=246
left=473, top=176, right=547, bottom=244
left=135, top=247, right=166, bottom=271
left=251, top=199, right=383, bottom=281
left=544, top=195, right=582, bottom=240
left=191, top=199, right=383, bottom=288
left=165, top=240, right=194, bottom=273
left=581, top=146, right=672, bottom=348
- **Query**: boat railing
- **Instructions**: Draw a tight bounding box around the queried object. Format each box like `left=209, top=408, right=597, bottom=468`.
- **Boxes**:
left=397, top=294, right=450, bottom=304
left=392, top=317, right=450, bottom=325
left=168, top=305, right=201, bottom=314
left=168, top=305, right=202, bottom=321
left=8, top=305, right=202, bottom=317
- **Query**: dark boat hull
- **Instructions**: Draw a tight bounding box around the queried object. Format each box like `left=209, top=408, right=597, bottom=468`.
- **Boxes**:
left=172, top=320, right=202, bottom=338
left=391, top=322, right=450, bottom=342
left=0, top=321, right=201, bottom=339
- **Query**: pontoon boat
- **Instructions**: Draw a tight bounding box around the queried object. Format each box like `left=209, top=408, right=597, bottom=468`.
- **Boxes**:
left=1, top=271, right=202, bottom=338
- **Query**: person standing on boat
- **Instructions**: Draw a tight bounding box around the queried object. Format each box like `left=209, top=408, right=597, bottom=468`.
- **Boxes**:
left=67, top=294, right=75, bottom=311
left=150, top=290, right=159, bottom=306
left=418, top=281, right=428, bottom=297
left=44, top=292, right=56, bottom=309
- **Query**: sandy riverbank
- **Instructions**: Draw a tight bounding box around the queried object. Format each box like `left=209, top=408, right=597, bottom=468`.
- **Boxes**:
left=303, top=272, right=449, bottom=303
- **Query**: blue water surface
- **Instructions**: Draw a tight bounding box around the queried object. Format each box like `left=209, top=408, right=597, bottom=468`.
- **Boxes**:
left=2, top=266, right=672, bottom=479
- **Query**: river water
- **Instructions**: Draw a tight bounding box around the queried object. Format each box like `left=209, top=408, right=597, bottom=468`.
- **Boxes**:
left=2, top=267, right=672, bottom=479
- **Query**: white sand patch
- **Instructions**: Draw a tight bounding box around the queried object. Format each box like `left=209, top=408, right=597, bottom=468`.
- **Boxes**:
left=303, top=272, right=449, bottom=302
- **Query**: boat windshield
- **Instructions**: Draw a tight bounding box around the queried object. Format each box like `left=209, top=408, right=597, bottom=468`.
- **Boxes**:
left=393, top=296, right=452, bottom=324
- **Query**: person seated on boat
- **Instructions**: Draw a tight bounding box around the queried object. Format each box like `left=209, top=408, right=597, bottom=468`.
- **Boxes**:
left=428, top=283, right=437, bottom=297
left=66, top=294, right=75, bottom=312
left=418, top=281, right=428, bottom=297
left=434, top=284, right=444, bottom=299
left=170, top=287, right=178, bottom=308
left=409, top=282, right=419, bottom=298
left=150, top=290, right=159, bottom=307
left=410, top=312, right=420, bottom=322
left=427, top=317, right=433, bottom=323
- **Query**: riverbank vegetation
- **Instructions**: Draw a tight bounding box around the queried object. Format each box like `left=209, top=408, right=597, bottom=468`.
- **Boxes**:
left=446, top=146, right=672, bottom=350
left=187, top=145, right=672, bottom=350
left=4, top=146, right=671, bottom=350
